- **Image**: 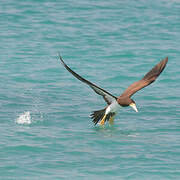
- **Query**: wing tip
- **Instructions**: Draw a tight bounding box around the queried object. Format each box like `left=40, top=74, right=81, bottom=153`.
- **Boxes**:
left=160, top=56, right=168, bottom=69
left=162, top=56, right=168, bottom=64
left=58, top=52, right=66, bottom=67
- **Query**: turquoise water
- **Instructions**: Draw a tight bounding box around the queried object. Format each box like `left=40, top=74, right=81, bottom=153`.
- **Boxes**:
left=0, top=0, right=180, bottom=179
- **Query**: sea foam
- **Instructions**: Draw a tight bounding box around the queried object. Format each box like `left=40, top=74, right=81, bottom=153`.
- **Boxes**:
left=16, top=111, right=31, bottom=125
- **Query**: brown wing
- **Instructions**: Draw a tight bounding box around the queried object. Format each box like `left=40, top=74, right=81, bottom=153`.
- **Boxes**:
left=59, top=54, right=117, bottom=105
left=120, top=57, right=168, bottom=98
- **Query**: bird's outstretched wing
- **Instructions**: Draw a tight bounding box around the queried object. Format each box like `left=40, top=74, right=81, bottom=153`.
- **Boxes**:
left=59, top=55, right=117, bottom=105
left=120, top=57, right=168, bottom=98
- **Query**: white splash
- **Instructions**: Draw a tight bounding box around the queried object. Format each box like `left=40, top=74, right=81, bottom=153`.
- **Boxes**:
left=16, top=111, right=31, bottom=125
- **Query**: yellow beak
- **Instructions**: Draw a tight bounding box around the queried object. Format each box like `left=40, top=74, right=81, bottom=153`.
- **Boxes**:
left=130, top=103, right=138, bottom=112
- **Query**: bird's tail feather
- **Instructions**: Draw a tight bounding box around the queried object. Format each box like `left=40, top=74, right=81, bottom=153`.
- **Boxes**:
left=90, top=108, right=106, bottom=125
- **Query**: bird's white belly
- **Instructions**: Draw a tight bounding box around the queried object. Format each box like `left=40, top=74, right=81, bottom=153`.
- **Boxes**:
left=105, top=100, right=120, bottom=115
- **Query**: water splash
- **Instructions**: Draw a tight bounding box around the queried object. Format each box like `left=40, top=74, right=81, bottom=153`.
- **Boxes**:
left=16, top=111, right=31, bottom=125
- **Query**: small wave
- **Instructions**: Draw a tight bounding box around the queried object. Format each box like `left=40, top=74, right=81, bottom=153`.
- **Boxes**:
left=127, top=133, right=139, bottom=138
left=16, top=111, right=31, bottom=125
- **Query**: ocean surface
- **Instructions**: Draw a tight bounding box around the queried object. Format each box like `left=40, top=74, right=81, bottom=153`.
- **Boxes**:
left=0, top=0, right=180, bottom=179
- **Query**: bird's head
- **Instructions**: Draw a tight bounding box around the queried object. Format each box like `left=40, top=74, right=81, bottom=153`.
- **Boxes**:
left=129, top=99, right=138, bottom=112
left=118, top=97, right=138, bottom=112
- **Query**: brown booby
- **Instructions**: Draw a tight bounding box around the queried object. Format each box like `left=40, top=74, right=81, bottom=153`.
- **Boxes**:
left=59, top=55, right=168, bottom=125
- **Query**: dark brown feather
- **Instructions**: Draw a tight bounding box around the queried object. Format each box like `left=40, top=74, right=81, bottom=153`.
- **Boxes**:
left=90, top=109, right=115, bottom=125
left=120, top=57, right=168, bottom=98
left=90, top=108, right=106, bottom=125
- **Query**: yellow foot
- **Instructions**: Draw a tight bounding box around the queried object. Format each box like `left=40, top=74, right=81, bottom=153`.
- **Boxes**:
left=99, top=114, right=107, bottom=125
left=109, top=116, right=114, bottom=125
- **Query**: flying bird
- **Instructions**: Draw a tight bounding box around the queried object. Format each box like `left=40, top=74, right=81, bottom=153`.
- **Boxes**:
left=59, top=55, right=168, bottom=125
